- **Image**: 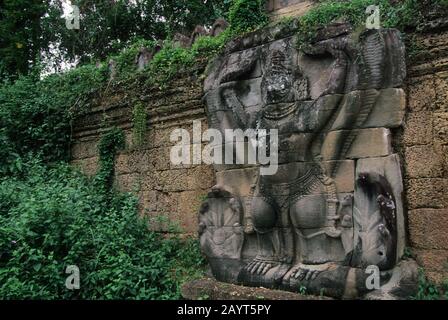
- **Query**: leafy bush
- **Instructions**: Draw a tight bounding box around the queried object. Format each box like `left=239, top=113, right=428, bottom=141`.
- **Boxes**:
left=413, top=269, right=448, bottom=300
left=0, top=160, right=205, bottom=300
left=135, top=30, right=233, bottom=87
left=228, top=0, right=269, bottom=32
left=439, top=0, right=448, bottom=6
left=96, top=127, right=126, bottom=192
left=0, top=64, right=107, bottom=174
left=108, top=39, right=158, bottom=81
left=296, top=0, right=422, bottom=45
left=132, top=102, right=148, bottom=148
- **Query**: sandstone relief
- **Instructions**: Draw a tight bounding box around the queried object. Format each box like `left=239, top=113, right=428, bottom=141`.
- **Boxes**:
left=199, top=22, right=419, bottom=299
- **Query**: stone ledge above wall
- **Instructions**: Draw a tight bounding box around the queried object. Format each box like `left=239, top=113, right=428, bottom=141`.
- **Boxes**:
left=266, top=0, right=315, bottom=21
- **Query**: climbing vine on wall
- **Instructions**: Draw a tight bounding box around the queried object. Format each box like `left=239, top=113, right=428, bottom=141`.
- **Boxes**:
left=96, top=127, right=125, bottom=191
left=132, top=102, right=147, bottom=148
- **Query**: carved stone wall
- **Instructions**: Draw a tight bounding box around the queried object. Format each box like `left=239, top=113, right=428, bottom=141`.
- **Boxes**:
left=200, top=21, right=420, bottom=299
left=404, top=24, right=448, bottom=284
left=69, top=13, right=448, bottom=291
left=71, top=69, right=215, bottom=234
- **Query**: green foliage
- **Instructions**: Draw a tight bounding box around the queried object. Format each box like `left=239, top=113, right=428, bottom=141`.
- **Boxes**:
left=96, top=127, right=125, bottom=191
left=132, top=102, right=148, bottom=148
left=148, top=44, right=197, bottom=84
left=109, top=39, right=157, bottom=80
left=403, top=247, right=415, bottom=259
left=0, top=160, right=206, bottom=299
left=298, top=285, right=307, bottom=295
left=228, top=0, right=269, bottom=32
left=0, top=0, right=230, bottom=79
left=0, top=64, right=107, bottom=175
left=436, top=0, right=448, bottom=7
left=413, top=269, right=448, bottom=300
left=295, top=0, right=422, bottom=45
left=0, top=0, right=47, bottom=80
left=138, top=30, right=233, bottom=87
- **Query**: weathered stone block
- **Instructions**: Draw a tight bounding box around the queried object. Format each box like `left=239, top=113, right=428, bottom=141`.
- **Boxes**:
left=364, top=88, right=406, bottom=128
left=406, top=178, right=448, bottom=209
left=115, top=153, right=132, bottom=174
left=140, top=170, right=157, bottom=191
left=156, top=169, right=189, bottom=192
left=185, top=166, right=216, bottom=191
left=408, top=75, right=436, bottom=112
left=322, top=128, right=392, bottom=160
left=331, top=88, right=406, bottom=130
left=434, top=71, right=448, bottom=112
left=442, top=145, right=448, bottom=176
left=413, top=249, right=448, bottom=274
left=181, top=277, right=330, bottom=300
left=426, top=271, right=448, bottom=284
left=404, top=145, right=444, bottom=178
left=403, top=112, right=433, bottom=146
left=177, top=190, right=209, bottom=233
left=169, top=143, right=211, bottom=171
left=433, top=112, right=448, bottom=145
left=71, top=157, right=99, bottom=177
left=115, top=173, right=141, bottom=192
left=71, top=139, right=98, bottom=160
left=147, top=147, right=171, bottom=171
left=408, top=209, right=448, bottom=250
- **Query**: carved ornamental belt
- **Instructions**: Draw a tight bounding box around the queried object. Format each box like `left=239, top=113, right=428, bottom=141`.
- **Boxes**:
left=258, top=164, right=324, bottom=210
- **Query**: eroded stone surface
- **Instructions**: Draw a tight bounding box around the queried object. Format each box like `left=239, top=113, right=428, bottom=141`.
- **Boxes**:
left=199, top=22, right=416, bottom=299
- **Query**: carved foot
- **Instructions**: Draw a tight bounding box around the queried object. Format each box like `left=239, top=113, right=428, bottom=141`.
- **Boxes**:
left=244, top=256, right=284, bottom=275
left=285, top=263, right=331, bottom=281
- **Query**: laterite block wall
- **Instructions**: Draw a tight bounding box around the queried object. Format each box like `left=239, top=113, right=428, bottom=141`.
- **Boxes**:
left=70, top=17, right=448, bottom=283
left=71, top=68, right=215, bottom=235
left=403, top=25, right=448, bottom=283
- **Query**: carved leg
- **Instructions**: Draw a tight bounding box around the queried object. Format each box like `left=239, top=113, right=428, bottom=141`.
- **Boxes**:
left=244, top=196, right=286, bottom=275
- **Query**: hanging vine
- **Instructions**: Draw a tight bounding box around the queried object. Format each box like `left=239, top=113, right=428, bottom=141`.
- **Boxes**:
left=96, top=127, right=125, bottom=191
left=132, top=102, right=147, bottom=148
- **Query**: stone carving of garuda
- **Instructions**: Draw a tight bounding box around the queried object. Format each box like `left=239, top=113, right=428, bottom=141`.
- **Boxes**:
left=199, top=22, right=418, bottom=299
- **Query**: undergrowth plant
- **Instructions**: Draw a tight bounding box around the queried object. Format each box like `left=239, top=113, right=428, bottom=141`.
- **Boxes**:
left=413, top=269, right=448, bottom=300
left=1, top=0, right=447, bottom=301
left=132, top=102, right=148, bottom=148
left=0, top=160, right=205, bottom=299
left=295, top=0, right=422, bottom=45
left=96, top=127, right=125, bottom=191
left=0, top=64, right=107, bottom=172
